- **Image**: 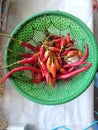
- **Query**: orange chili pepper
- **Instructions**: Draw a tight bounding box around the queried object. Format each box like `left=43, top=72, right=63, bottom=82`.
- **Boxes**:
left=50, top=62, right=57, bottom=78
left=54, top=55, right=60, bottom=70
left=42, top=49, right=50, bottom=63
left=67, top=50, right=79, bottom=57
left=48, top=74, right=53, bottom=86
left=46, top=56, right=51, bottom=72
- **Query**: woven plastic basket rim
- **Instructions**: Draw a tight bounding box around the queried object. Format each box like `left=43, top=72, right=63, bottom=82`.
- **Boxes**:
left=4, top=10, right=98, bottom=105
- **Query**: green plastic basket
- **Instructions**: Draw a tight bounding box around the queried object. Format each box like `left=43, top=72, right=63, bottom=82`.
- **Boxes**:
left=4, top=11, right=98, bottom=105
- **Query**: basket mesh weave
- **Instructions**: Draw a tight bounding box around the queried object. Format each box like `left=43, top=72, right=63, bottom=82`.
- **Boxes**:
left=5, top=11, right=98, bottom=105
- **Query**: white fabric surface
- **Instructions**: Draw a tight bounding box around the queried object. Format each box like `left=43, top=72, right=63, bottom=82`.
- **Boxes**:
left=2, top=0, right=94, bottom=130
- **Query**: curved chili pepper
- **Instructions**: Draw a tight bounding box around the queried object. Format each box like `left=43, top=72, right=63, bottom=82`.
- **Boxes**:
left=33, top=72, right=42, bottom=83
left=57, top=63, right=92, bottom=80
left=67, top=66, right=77, bottom=73
left=2, top=66, right=41, bottom=83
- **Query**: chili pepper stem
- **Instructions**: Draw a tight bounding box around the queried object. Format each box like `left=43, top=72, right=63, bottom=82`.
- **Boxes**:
left=6, top=47, right=22, bottom=56
left=0, top=33, right=20, bottom=43
left=0, top=61, right=19, bottom=70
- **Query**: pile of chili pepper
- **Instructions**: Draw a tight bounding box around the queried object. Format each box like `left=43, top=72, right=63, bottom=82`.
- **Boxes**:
left=0, top=32, right=92, bottom=87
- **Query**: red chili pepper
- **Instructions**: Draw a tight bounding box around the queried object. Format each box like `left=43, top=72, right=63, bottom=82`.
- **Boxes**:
left=36, top=42, right=42, bottom=51
left=20, top=42, right=37, bottom=53
left=39, top=45, right=46, bottom=60
left=22, top=53, right=32, bottom=58
left=33, top=72, right=42, bottom=83
left=60, top=36, right=66, bottom=49
left=53, top=38, right=61, bottom=44
left=67, top=66, right=76, bottom=73
left=49, top=34, right=60, bottom=40
left=2, top=66, right=41, bottom=83
left=57, top=63, right=92, bottom=80
left=60, top=68, right=67, bottom=75
left=54, top=42, right=61, bottom=48
left=1, top=53, right=39, bottom=70
left=65, top=33, right=71, bottom=44
left=20, top=56, right=38, bottom=64
left=39, top=59, right=50, bottom=84
left=49, top=47, right=60, bottom=52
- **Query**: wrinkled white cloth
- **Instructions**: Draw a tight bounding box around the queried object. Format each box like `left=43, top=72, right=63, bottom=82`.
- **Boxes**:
left=2, top=0, right=94, bottom=130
